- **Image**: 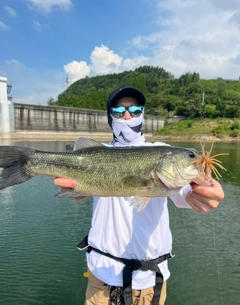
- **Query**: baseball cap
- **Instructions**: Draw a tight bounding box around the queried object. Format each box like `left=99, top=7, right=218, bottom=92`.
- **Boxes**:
left=107, top=84, right=146, bottom=110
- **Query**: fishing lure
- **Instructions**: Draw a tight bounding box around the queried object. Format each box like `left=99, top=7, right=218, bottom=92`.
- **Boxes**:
left=192, top=142, right=228, bottom=180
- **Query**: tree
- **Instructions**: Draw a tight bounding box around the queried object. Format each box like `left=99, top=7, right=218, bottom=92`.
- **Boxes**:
left=54, top=66, right=240, bottom=118
left=47, top=97, right=56, bottom=105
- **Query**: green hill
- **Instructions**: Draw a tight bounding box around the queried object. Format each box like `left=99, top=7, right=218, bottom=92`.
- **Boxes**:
left=50, top=66, right=240, bottom=119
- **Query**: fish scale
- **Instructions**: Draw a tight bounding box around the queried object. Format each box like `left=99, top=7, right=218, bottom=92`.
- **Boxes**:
left=0, top=138, right=215, bottom=210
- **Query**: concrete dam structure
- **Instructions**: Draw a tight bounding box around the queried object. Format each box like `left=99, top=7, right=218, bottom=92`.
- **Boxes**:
left=0, top=76, right=182, bottom=141
left=11, top=103, right=166, bottom=141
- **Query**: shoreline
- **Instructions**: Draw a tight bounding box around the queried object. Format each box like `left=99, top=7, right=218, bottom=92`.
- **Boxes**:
left=0, top=132, right=114, bottom=142
left=147, top=134, right=240, bottom=142
left=1, top=132, right=240, bottom=143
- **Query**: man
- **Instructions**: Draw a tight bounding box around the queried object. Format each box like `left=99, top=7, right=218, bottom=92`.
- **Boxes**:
left=54, top=84, right=224, bottom=305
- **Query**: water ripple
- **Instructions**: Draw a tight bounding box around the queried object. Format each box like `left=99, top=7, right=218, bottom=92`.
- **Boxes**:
left=0, top=141, right=239, bottom=305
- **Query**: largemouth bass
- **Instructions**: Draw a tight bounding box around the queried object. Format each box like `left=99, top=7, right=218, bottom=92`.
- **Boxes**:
left=0, top=138, right=224, bottom=210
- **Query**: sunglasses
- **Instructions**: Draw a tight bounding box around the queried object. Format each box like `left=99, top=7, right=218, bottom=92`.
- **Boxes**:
left=110, top=105, right=144, bottom=118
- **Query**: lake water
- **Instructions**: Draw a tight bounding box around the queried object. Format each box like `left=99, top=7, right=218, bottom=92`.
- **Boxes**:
left=0, top=141, right=239, bottom=305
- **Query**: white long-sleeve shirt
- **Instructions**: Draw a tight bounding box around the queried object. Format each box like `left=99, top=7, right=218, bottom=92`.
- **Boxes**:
left=86, top=141, right=192, bottom=290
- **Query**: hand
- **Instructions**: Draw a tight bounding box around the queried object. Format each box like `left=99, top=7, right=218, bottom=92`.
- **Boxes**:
left=186, top=178, right=224, bottom=212
left=54, top=178, right=88, bottom=201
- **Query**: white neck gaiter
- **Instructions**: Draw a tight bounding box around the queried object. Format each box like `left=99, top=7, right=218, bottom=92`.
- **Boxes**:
left=109, top=113, right=146, bottom=146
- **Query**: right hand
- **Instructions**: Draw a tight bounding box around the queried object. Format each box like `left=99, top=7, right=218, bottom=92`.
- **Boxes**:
left=54, top=178, right=88, bottom=201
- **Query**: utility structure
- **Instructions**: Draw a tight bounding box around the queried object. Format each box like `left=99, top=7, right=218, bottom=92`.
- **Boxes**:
left=202, top=92, right=205, bottom=107
left=0, top=76, right=14, bottom=139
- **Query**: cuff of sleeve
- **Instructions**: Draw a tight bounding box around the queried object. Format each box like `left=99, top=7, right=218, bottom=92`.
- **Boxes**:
left=170, top=184, right=192, bottom=209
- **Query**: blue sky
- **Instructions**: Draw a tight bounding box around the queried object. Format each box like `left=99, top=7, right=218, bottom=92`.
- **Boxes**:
left=1, top=0, right=240, bottom=105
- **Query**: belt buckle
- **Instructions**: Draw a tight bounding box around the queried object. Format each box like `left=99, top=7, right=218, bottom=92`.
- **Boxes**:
left=139, top=259, right=149, bottom=272
left=132, top=259, right=143, bottom=271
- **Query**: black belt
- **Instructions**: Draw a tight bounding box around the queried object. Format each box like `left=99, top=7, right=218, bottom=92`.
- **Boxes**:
left=87, top=245, right=174, bottom=305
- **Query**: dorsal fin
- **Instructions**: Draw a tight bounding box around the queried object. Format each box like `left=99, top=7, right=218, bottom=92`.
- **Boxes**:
left=74, top=137, right=104, bottom=150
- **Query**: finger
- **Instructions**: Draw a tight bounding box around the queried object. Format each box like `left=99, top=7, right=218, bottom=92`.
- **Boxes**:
left=75, top=196, right=88, bottom=201
left=185, top=199, right=202, bottom=212
left=190, top=179, right=224, bottom=202
left=186, top=192, right=213, bottom=212
left=54, top=178, right=77, bottom=188
left=188, top=191, right=219, bottom=209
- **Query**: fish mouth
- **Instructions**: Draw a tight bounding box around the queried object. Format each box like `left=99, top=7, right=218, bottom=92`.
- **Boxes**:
left=155, top=173, right=170, bottom=190
left=155, top=171, right=180, bottom=190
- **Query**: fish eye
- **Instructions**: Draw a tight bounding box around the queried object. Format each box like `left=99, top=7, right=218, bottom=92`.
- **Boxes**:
left=188, top=151, right=196, bottom=159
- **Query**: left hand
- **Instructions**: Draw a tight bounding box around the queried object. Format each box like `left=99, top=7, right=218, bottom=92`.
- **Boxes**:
left=54, top=177, right=88, bottom=201
left=186, top=178, right=224, bottom=212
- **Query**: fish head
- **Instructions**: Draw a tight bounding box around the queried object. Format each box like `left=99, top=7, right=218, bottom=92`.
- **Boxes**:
left=154, top=147, right=212, bottom=190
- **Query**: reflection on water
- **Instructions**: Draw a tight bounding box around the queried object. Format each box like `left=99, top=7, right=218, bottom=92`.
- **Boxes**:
left=0, top=141, right=239, bottom=305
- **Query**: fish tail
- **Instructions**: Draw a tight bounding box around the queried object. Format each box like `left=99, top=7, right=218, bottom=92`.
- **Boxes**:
left=0, top=146, right=34, bottom=190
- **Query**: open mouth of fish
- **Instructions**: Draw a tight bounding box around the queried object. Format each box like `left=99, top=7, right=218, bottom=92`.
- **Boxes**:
left=155, top=174, right=171, bottom=190
left=155, top=173, right=180, bottom=191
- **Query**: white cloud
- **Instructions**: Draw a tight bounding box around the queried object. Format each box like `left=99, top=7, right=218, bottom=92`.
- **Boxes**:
left=90, top=45, right=123, bottom=75
left=129, top=35, right=149, bottom=50
left=5, top=59, right=25, bottom=68
left=0, top=21, right=9, bottom=30
left=33, top=21, right=42, bottom=31
left=33, top=21, right=51, bottom=32
left=128, top=0, right=240, bottom=79
left=28, top=0, right=72, bottom=14
left=229, top=11, right=240, bottom=28
left=123, top=0, right=240, bottom=79
left=63, top=45, right=149, bottom=84
left=1, top=60, right=64, bottom=105
left=10, top=0, right=240, bottom=106
left=64, top=61, right=91, bottom=83
left=231, top=54, right=240, bottom=65
left=121, top=56, right=149, bottom=71
left=208, top=0, right=240, bottom=11
left=63, top=0, right=240, bottom=84
left=15, top=84, right=61, bottom=105
left=14, top=73, right=64, bottom=105
left=5, top=6, right=17, bottom=17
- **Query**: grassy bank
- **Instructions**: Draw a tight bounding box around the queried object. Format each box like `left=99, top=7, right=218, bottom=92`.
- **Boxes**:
left=154, top=118, right=240, bottom=141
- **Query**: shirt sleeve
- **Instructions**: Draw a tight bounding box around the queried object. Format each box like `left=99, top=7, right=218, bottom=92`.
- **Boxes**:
left=170, top=184, right=192, bottom=209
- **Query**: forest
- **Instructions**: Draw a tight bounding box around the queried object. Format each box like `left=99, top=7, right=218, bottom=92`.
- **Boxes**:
left=49, top=66, right=240, bottom=119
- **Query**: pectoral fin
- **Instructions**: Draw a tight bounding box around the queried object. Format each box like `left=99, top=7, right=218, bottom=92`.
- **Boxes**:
left=129, top=196, right=151, bottom=211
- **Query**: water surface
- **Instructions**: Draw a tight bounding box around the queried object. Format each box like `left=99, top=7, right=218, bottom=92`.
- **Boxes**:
left=0, top=141, right=239, bottom=305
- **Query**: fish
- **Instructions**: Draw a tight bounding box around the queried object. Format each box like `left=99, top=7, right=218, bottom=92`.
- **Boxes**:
left=0, top=138, right=226, bottom=210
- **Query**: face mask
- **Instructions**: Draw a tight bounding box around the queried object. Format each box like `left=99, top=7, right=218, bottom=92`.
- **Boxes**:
left=109, top=112, right=145, bottom=146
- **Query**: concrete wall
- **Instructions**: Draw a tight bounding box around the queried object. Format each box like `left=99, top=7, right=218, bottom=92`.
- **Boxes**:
left=0, top=77, right=14, bottom=139
left=14, top=103, right=165, bottom=135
